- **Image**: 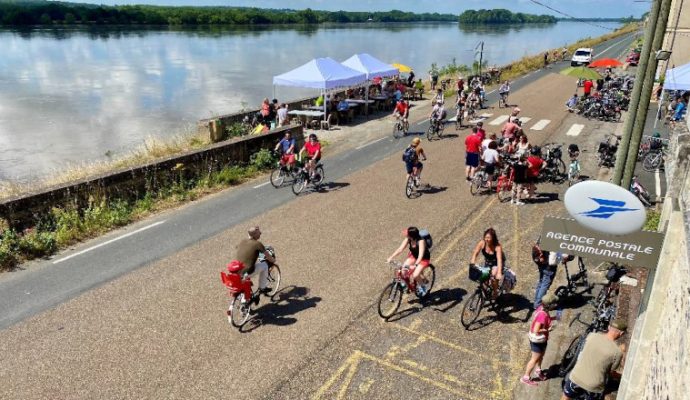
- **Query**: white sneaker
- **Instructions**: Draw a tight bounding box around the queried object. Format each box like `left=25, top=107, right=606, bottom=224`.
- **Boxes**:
left=515, top=201, right=525, bottom=205
left=510, top=199, right=515, bottom=204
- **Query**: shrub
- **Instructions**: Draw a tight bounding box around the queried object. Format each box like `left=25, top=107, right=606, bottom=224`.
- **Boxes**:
left=250, top=148, right=276, bottom=170
left=52, top=207, right=83, bottom=246
left=18, top=230, right=57, bottom=259
left=0, top=229, right=19, bottom=270
left=226, top=123, right=247, bottom=138
left=644, top=210, right=661, bottom=231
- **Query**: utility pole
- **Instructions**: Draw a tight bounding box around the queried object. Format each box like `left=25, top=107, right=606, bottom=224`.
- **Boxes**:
left=476, top=41, right=484, bottom=77
left=612, top=0, right=662, bottom=185
left=621, top=0, right=673, bottom=189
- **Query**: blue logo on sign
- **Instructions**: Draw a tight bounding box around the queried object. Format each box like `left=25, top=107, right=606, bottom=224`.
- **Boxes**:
left=579, top=198, right=639, bottom=219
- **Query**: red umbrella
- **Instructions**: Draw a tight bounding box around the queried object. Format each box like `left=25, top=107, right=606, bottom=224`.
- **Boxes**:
left=588, top=58, right=624, bottom=68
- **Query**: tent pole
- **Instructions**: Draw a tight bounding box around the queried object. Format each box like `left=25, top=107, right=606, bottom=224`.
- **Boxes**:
left=365, top=83, right=370, bottom=118
left=323, top=89, right=327, bottom=123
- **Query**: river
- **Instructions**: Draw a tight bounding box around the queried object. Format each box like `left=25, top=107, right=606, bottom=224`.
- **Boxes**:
left=0, top=21, right=620, bottom=182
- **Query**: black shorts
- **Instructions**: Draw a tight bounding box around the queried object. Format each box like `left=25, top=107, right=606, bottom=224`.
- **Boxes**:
left=485, top=164, right=496, bottom=175
left=530, top=341, right=547, bottom=353
left=465, top=152, right=480, bottom=167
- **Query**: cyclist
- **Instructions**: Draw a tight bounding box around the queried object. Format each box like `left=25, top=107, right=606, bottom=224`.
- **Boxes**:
left=429, top=100, right=446, bottom=133
left=432, top=88, right=444, bottom=105
left=456, top=76, right=465, bottom=96
left=392, top=98, right=410, bottom=127
left=299, top=133, right=322, bottom=180
left=499, top=81, right=511, bottom=106
left=274, top=131, right=297, bottom=170
left=475, top=120, right=486, bottom=140
left=402, top=137, right=426, bottom=186
left=467, top=90, right=480, bottom=117
left=386, top=227, right=432, bottom=297
left=235, top=226, right=278, bottom=300
left=465, top=127, right=482, bottom=181
left=481, top=140, right=501, bottom=188
left=470, top=228, right=505, bottom=299
left=455, top=91, right=466, bottom=124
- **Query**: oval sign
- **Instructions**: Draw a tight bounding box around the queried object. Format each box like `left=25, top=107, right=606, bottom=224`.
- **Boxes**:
left=564, top=181, right=646, bottom=235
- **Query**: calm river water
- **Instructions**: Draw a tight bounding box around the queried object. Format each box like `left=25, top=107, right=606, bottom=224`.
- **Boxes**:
left=0, top=21, right=620, bottom=182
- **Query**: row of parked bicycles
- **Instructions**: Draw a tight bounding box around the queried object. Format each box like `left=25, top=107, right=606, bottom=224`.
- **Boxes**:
left=574, top=89, right=630, bottom=122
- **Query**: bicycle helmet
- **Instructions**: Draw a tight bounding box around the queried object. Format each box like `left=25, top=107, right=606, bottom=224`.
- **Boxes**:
left=476, top=121, right=483, bottom=127
left=653, top=132, right=661, bottom=138
left=227, top=260, right=245, bottom=273
left=530, top=146, right=541, bottom=155
left=411, top=137, right=421, bottom=146
left=308, top=133, right=318, bottom=141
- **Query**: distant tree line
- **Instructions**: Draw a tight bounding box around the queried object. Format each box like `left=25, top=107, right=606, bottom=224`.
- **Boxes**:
left=0, top=1, right=458, bottom=26
left=458, top=9, right=557, bottom=24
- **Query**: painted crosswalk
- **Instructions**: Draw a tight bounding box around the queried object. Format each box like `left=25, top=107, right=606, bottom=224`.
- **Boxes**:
left=517, top=117, right=531, bottom=124
left=489, top=115, right=509, bottom=125
left=566, top=124, right=585, bottom=136
left=530, top=119, right=551, bottom=131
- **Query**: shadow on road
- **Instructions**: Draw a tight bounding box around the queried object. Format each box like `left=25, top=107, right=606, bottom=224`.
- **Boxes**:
left=385, top=287, right=467, bottom=323
left=240, top=285, right=321, bottom=333
left=415, top=185, right=448, bottom=195
left=465, top=292, right=532, bottom=331
left=312, top=181, right=350, bottom=194
left=529, top=192, right=560, bottom=204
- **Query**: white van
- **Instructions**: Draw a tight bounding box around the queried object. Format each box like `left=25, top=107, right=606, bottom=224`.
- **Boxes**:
left=571, top=48, right=594, bottom=66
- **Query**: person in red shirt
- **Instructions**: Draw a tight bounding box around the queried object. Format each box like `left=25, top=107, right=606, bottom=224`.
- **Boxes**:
left=299, top=133, right=322, bottom=179
left=475, top=121, right=486, bottom=140
left=502, top=120, right=519, bottom=140
left=526, top=146, right=545, bottom=198
left=583, top=79, right=594, bottom=98
left=393, top=99, right=409, bottom=120
left=465, top=128, right=483, bottom=181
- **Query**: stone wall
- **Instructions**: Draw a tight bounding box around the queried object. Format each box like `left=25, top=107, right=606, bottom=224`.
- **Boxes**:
left=0, top=125, right=303, bottom=230
left=617, top=123, right=690, bottom=399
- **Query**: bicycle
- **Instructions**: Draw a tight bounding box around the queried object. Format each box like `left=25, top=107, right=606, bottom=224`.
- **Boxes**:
left=291, top=160, right=325, bottom=195
left=405, top=166, right=424, bottom=198
left=554, top=257, right=592, bottom=300
left=495, top=160, right=517, bottom=202
left=559, top=307, right=616, bottom=377
left=377, top=260, right=436, bottom=318
left=469, top=165, right=493, bottom=196
left=221, top=248, right=282, bottom=329
left=392, top=116, right=410, bottom=139
left=269, top=151, right=300, bottom=188
left=460, top=263, right=512, bottom=329
left=592, top=264, right=627, bottom=316
left=455, top=106, right=464, bottom=130
left=426, top=118, right=445, bottom=141
left=642, top=149, right=665, bottom=172
left=498, top=92, right=509, bottom=108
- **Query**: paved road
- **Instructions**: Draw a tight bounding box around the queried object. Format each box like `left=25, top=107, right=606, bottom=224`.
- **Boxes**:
left=0, top=33, right=639, bottom=399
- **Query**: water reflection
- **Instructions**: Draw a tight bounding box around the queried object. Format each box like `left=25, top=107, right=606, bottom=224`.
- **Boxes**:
left=0, top=22, right=620, bottom=182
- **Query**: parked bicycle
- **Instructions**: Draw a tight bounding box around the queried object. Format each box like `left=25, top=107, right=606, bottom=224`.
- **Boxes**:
left=630, top=175, right=653, bottom=207
left=642, top=148, right=665, bottom=172
left=496, top=159, right=518, bottom=202
left=426, top=118, right=445, bottom=141
left=553, top=256, right=592, bottom=300
left=592, top=264, right=628, bottom=316
left=377, top=261, right=436, bottom=318
left=460, top=263, right=515, bottom=329
left=221, top=247, right=282, bottom=329
left=291, top=161, right=325, bottom=195
left=392, top=116, right=410, bottom=139
left=539, top=143, right=566, bottom=183
left=596, top=134, right=620, bottom=168
left=559, top=307, right=617, bottom=377
left=469, top=165, right=493, bottom=196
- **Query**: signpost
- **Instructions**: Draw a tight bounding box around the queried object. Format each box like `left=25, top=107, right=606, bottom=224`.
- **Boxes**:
left=540, top=216, right=664, bottom=266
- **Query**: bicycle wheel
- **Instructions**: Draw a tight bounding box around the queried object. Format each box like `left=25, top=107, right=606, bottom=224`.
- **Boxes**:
left=291, top=174, right=307, bottom=195
left=559, top=335, right=584, bottom=376
left=469, top=174, right=483, bottom=196
left=393, top=123, right=404, bottom=139
left=403, top=120, right=409, bottom=134
left=313, top=166, right=325, bottom=186
left=377, top=282, right=403, bottom=318
left=497, top=181, right=512, bottom=202
left=460, top=289, right=484, bottom=329
left=456, top=115, right=463, bottom=130
left=405, top=176, right=415, bottom=198
left=437, top=123, right=445, bottom=138
left=555, top=158, right=567, bottom=176
left=426, top=125, right=434, bottom=141
left=643, top=152, right=662, bottom=172
left=266, top=265, right=281, bottom=297
left=416, top=265, right=436, bottom=299
left=270, top=168, right=286, bottom=188
left=229, top=294, right=251, bottom=328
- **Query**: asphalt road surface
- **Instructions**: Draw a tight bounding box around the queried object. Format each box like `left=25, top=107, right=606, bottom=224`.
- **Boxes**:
left=0, top=32, right=641, bottom=399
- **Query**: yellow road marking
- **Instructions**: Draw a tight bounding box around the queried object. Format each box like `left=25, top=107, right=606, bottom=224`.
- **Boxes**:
left=312, top=352, right=360, bottom=399
left=399, top=357, right=487, bottom=394
left=336, top=357, right=360, bottom=400
left=358, top=378, right=375, bottom=394
left=386, top=322, right=512, bottom=367
left=435, top=197, right=498, bottom=265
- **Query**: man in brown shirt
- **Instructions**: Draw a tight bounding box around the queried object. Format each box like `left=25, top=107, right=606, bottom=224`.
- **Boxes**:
left=562, top=319, right=627, bottom=399
left=235, top=226, right=276, bottom=294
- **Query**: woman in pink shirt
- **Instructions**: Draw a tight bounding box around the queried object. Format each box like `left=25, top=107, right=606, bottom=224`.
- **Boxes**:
left=521, top=293, right=558, bottom=386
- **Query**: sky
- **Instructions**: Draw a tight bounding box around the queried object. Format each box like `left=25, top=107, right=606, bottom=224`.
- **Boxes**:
left=63, top=0, right=650, bottom=18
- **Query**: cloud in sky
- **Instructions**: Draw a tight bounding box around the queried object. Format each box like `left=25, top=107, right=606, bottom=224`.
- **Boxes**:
left=64, top=0, right=649, bottom=18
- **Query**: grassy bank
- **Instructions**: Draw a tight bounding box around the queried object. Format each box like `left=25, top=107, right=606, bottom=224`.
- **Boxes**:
left=0, top=148, right=276, bottom=271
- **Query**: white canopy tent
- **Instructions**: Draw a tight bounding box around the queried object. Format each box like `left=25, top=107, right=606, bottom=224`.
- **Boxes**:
left=663, top=62, right=690, bottom=91
left=273, top=57, right=367, bottom=122
left=342, top=53, right=400, bottom=115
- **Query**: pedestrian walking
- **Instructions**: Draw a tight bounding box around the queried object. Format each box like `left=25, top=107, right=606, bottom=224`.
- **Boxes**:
left=521, top=293, right=558, bottom=386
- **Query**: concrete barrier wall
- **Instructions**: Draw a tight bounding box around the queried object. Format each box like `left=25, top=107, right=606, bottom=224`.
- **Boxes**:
left=617, top=124, right=690, bottom=399
left=0, top=125, right=303, bottom=230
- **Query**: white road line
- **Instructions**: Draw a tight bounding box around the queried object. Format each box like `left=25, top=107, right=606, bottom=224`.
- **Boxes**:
left=655, top=170, right=661, bottom=198
left=253, top=182, right=270, bottom=189
left=565, top=124, right=585, bottom=137
left=53, top=221, right=167, bottom=264
left=486, top=89, right=496, bottom=95
left=479, top=113, right=493, bottom=118
left=489, top=115, right=509, bottom=126
left=355, top=137, right=386, bottom=150
left=598, top=36, right=630, bottom=57
left=530, top=119, right=551, bottom=131
left=518, top=117, right=532, bottom=124
left=448, top=116, right=457, bottom=122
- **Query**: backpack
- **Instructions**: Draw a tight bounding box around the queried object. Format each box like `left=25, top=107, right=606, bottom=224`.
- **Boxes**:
left=402, top=146, right=416, bottom=163
left=419, top=229, right=433, bottom=249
